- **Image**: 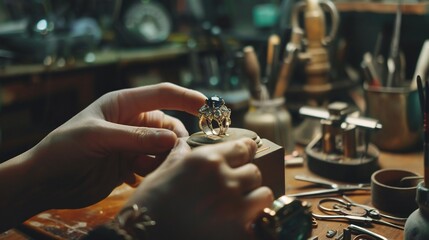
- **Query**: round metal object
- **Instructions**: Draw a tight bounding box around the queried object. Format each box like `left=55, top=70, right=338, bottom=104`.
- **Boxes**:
left=123, top=2, right=172, bottom=44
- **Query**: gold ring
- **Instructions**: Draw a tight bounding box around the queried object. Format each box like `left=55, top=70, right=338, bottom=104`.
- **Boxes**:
left=198, top=96, right=231, bottom=136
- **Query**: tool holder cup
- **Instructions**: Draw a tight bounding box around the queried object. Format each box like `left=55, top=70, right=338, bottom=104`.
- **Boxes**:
left=244, top=97, right=295, bottom=153
left=364, top=84, right=422, bottom=152
left=300, top=102, right=381, bottom=182
left=404, top=182, right=429, bottom=240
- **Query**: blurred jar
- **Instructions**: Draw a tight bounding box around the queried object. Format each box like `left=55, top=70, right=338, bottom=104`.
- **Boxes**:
left=244, top=97, right=295, bottom=153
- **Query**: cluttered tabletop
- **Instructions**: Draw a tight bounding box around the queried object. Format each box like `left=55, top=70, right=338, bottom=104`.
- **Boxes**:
left=285, top=150, right=423, bottom=240
left=0, top=147, right=423, bottom=240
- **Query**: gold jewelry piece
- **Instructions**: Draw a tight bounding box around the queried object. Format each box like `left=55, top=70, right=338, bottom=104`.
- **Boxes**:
left=115, top=204, right=156, bottom=240
left=198, top=96, right=231, bottom=136
left=86, top=204, right=155, bottom=240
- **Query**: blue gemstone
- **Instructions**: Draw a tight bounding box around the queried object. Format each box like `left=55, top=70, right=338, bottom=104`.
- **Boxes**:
left=207, top=96, right=224, bottom=108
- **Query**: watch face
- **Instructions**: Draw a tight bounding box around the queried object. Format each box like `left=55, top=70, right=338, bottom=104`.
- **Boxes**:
left=253, top=197, right=313, bottom=240
left=123, top=2, right=172, bottom=43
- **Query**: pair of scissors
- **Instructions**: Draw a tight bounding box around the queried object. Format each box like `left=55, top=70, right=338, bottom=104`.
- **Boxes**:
left=314, top=197, right=405, bottom=230
left=287, top=175, right=371, bottom=198
left=340, top=195, right=407, bottom=222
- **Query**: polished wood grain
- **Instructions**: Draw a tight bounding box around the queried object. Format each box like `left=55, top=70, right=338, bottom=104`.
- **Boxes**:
left=1, top=150, right=422, bottom=240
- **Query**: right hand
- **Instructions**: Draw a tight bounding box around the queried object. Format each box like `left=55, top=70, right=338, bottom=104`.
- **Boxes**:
left=123, top=138, right=274, bottom=240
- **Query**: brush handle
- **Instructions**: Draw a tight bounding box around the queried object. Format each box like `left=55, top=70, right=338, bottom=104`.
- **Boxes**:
left=243, top=46, right=262, bottom=100
left=425, top=142, right=429, bottom=187
left=411, top=40, right=429, bottom=90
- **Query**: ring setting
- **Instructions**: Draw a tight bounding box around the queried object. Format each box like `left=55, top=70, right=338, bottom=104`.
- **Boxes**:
left=198, top=96, right=231, bottom=136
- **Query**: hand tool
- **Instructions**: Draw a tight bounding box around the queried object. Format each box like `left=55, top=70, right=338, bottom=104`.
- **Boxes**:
left=287, top=175, right=370, bottom=197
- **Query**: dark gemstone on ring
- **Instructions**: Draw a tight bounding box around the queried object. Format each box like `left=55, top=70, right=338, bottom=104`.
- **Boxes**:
left=206, top=96, right=224, bottom=109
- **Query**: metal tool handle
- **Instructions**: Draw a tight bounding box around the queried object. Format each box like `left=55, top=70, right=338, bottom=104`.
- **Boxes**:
left=299, top=106, right=330, bottom=120
left=345, top=116, right=382, bottom=130
left=386, top=0, right=402, bottom=87
left=287, top=188, right=341, bottom=198
left=342, top=195, right=407, bottom=222
left=299, top=106, right=382, bottom=130
left=348, top=224, right=388, bottom=240
left=312, top=213, right=371, bottom=222
left=295, top=175, right=338, bottom=188
left=372, top=219, right=404, bottom=230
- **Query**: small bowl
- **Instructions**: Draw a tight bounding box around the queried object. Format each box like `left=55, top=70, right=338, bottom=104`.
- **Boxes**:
left=371, top=169, right=419, bottom=217
left=353, top=234, right=376, bottom=240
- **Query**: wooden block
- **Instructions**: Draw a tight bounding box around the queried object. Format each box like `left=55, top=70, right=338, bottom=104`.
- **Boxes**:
left=187, top=128, right=285, bottom=198
left=254, top=138, right=285, bottom=198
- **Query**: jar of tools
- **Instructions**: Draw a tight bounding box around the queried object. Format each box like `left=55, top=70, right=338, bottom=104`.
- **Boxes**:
left=244, top=97, right=295, bottom=153
left=364, top=84, right=421, bottom=152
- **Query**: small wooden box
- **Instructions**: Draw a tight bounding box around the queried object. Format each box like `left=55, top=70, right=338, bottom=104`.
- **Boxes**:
left=187, top=128, right=285, bottom=197
left=254, top=138, right=285, bottom=197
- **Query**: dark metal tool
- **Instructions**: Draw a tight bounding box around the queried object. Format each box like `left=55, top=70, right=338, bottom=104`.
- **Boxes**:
left=312, top=213, right=404, bottom=230
left=348, top=224, right=387, bottom=240
left=385, top=0, right=402, bottom=87
left=298, top=102, right=382, bottom=182
left=287, top=175, right=370, bottom=197
left=341, top=195, right=407, bottom=222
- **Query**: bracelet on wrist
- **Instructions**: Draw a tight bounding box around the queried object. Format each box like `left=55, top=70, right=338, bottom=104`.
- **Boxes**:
left=116, top=204, right=156, bottom=239
left=86, top=204, right=155, bottom=240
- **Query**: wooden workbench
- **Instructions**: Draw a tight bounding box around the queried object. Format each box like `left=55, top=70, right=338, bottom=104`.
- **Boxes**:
left=285, top=150, right=423, bottom=240
left=0, top=149, right=423, bottom=240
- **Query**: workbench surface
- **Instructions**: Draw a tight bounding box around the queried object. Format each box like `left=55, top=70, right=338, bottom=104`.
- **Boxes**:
left=0, top=149, right=422, bottom=240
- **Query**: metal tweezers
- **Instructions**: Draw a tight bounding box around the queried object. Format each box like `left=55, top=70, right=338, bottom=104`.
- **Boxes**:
left=312, top=213, right=404, bottom=230
left=287, top=175, right=371, bottom=198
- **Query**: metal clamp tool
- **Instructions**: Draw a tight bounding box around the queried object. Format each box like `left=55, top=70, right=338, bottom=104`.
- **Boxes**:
left=299, top=102, right=381, bottom=182
left=290, top=0, right=339, bottom=86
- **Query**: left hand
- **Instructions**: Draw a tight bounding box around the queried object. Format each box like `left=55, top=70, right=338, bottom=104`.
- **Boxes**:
left=21, top=83, right=206, bottom=210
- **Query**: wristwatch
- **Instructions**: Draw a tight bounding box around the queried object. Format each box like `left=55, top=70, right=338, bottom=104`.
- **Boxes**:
left=253, top=196, right=313, bottom=240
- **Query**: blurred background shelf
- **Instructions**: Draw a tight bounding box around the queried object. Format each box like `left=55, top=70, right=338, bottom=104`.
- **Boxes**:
left=0, top=43, right=190, bottom=78
left=335, top=1, right=429, bottom=14
left=0, top=43, right=195, bottom=161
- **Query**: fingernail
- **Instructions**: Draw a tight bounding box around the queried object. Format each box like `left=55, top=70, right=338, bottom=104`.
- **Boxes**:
left=155, top=129, right=177, bottom=147
left=243, top=138, right=257, bottom=155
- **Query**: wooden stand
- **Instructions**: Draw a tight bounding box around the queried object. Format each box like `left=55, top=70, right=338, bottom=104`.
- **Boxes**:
left=187, top=128, right=285, bottom=197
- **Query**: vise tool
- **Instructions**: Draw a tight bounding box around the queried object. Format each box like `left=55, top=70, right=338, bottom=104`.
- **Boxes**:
left=299, top=102, right=382, bottom=182
left=291, top=0, right=339, bottom=89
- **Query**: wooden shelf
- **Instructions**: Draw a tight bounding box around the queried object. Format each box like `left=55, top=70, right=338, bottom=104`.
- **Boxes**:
left=334, top=1, right=429, bottom=14
left=0, top=43, right=190, bottom=78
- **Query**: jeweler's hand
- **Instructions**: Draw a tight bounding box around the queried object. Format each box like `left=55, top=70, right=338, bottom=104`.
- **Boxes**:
left=123, top=138, right=274, bottom=240
left=0, top=83, right=206, bottom=230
